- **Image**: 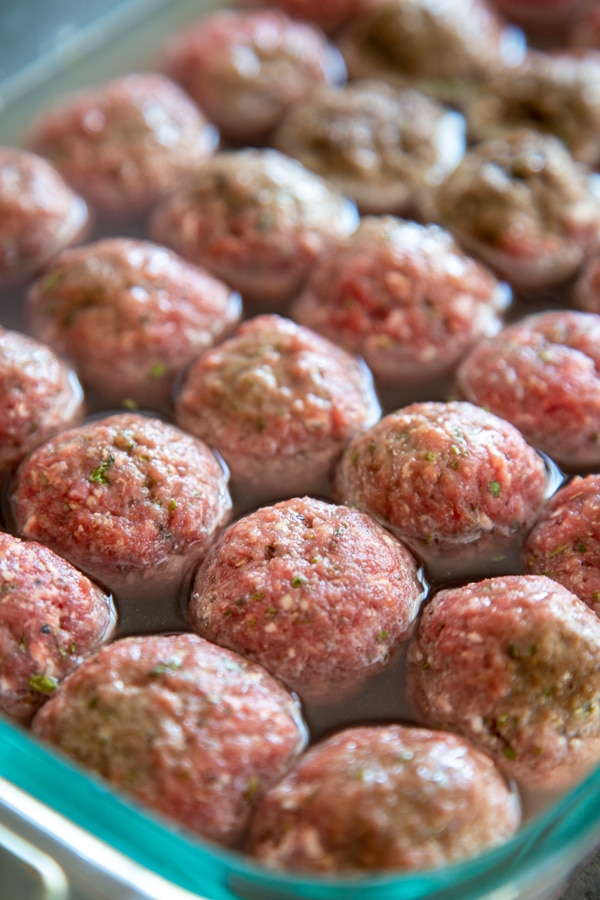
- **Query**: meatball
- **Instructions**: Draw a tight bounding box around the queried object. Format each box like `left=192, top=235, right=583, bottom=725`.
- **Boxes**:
left=333, top=400, right=552, bottom=579
left=291, top=216, right=511, bottom=409
left=174, top=315, right=381, bottom=508
left=31, top=633, right=307, bottom=845
left=28, top=73, right=218, bottom=220
left=406, top=574, right=600, bottom=790
left=189, top=496, right=424, bottom=704
left=337, top=0, right=526, bottom=109
left=247, top=724, right=521, bottom=872
left=149, top=148, right=358, bottom=308
left=272, top=80, right=466, bottom=216
left=162, top=9, right=346, bottom=145
left=465, top=51, right=600, bottom=169
left=9, top=413, right=232, bottom=624
left=25, top=238, right=241, bottom=413
left=455, top=310, right=600, bottom=469
left=0, top=532, right=116, bottom=724
left=0, top=147, right=88, bottom=289
left=423, top=129, right=600, bottom=294
left=522, top=475, right=600, bottom=611
left=0, top=327, right=84, bottom=479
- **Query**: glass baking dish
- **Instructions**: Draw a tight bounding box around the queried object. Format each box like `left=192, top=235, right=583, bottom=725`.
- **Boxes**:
left=1, top=1, right=600, bottom=898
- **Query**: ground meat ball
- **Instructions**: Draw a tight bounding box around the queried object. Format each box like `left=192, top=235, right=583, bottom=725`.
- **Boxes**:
left=28, top=73, right=218, bottom=220
left=31, top=633, right=307, bottom=845
left=406, top=574, right=600, bottom=790
left=149, top=148, right=358, bottom=308
left=0, top=327, right=84, bottom=479
left=423, top=129, right=600, bottom=294
left=523, top=475, right=600, bottom=612
left=162, top=9, right=345, bottom=145
left=9, top=413, right=232, bottom=616
left=0, top=147, right=88, bottom=288
left=189, top=496, right=424, bottom=704
left=0, top=532, right=116, bottom=724
left=337, top=0, right=525, bottom=110
left=247, top=724, right=521, bottom=872
left=465, top=51, right=600, bottom=169
left=272, top=80, right=466, bottom=217
left=291, top=216, right=511, bottom=408
left=455, top=310, right=600, bottom=469
left=333, top=400, right=551, bottom=577
left=235, top=0, right=384, bottom=33
left=25, top=238, right=241, bottom=413
left=175, top=315, right=380, bottom=508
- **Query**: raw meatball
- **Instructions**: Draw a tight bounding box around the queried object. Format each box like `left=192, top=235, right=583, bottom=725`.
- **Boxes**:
left=333, top=400, right=552, bottom=578
left=273, top=80, right=466, bottom=216
left=189, top=496, right=424, bottom=703
left=337, top=0, right=526, bottom=109
left=234, top=0, right=384, bottom=33
left=0, top=147, right=88, bottom=288
left=0, top=532, right=116, bottom=724
left=149, top=148, right=358, bottom=307
left=31, top=633, right=307, bottom=845
left=291, top=216, right=511, bottom=409
left=26, top=238, right=241, bottom=413
left=174, top=315, right=380, bottom=508
left=28, top=73, right=218, bottom=220
left=0, top=327, right=84, bottom=479
left=523, top=474, right=600, bottom=611
left=465, top=51, right=600, bottom=168
left=9, top=413, right=232, bottom=619
left=455, top=310, right=600, bottom=469
left=423, top=129, right=600, bottom=293
left=247, top=724, right=521, bottom=872
left=162, top=9, right=346, bottom=144
left=406, top=574, right=600, bottom=790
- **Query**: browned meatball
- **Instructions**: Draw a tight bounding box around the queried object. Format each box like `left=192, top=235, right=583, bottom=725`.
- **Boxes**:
left=32, top=633, right=308, bottom=845
left=189, top=496, right=424, bottom=704
left=149, top=148, right=358, bottom=308
left=455, top=310, right=600, bottom=470
left=337, top=0, right=526, bottom=109
left=162, top=8, right=346, bottom=144
left=423, top=129, right=600, bottom=293
left=273, top=80, right=466, bottom=216
left=466, top=51, right=600, bottom=168
left=0, top=327, right=84, bottom=478
left=9, top=413, right=232, bottom=625
left=0, top=532, right=116, bottom=724
left=291, top=216, right=511, bottom=409
left=174, top=315, right=380, bottom=508
left=28, top=73, right=218, bottom=220
left=333, top=400, right=553, bottom=580
left=406, top=574, right=600, bottom=790
left=0, top=147, right=88, bottom=288
left=523, top=475, right=600, bottom=612
left=26, top=238, right=241, bottom=413
left=247, top=724, right=521, bottom=872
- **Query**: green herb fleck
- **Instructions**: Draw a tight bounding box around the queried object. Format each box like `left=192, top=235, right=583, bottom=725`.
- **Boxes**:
left=489, top=480, right=502, bottom=497
left=149, top=362, right=167, bottom=378
left=376, top=629, right=389, bottom=642
left=503, top=746, right=517, bottom=760
left=148, top=660, right=182, bottom=677
left=291, top=576, right=304, bottom=588
left=89, top=454, right=115, bottom=485
left=169, top=499, right=177, bottom=512
left=28, top=673, right=58, bottom=694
